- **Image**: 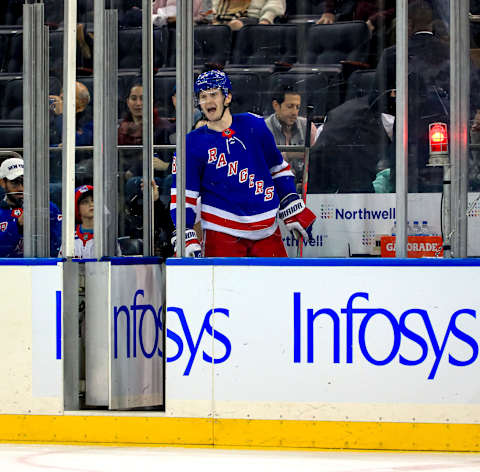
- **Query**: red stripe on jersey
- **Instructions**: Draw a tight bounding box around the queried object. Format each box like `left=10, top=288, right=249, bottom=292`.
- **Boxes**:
left=171, top=195, right=197, bottom=205
left=271, top=164, right=291, bottom=176
left=201, top=212, right=276, bottom=231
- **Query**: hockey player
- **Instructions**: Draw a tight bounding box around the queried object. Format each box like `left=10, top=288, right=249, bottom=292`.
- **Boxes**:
left=0, top=156, right=62, bottom=257
left=170, top=69, right=316, bottom=257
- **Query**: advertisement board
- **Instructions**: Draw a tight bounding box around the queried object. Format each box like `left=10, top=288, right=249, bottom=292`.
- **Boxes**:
left=282, top=193, right=480, bottom=257
left=0, top=261, right=63, bottom=414
left=86, top=259, right=164, bottom=410
left=166, top=260, right=480, bottom=423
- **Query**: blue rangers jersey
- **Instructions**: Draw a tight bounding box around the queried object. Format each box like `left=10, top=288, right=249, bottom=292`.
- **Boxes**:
left=0, top=199, right=62, bottom=257
left=170, top=113, right=296, bottom=240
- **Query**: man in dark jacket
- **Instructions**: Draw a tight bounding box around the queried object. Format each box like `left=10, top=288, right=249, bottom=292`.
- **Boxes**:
left=372, top=0, right=450, bottom=192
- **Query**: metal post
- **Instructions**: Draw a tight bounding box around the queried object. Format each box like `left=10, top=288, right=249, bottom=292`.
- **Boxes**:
left=142, top=0, right=154, bottom=256
left=450, top=0, right=470, bottom=257
left=104, top=10, right=119, bottom=256
left=23, top=3, right=50, bottom=257
left=62, top=0, right=78, bottom=258
left=93, top=0, right=105, bottom=258
left=175, top=0, right=194, bottom=257
left=395, top=0, right=408, bottom=258
left=23, top=4, right=34, bottom=257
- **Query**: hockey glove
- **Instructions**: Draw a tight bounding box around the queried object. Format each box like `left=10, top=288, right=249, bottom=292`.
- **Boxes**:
left=171, top=229, right=202, bottom=258
left=278, top=193, right=316, bottom=241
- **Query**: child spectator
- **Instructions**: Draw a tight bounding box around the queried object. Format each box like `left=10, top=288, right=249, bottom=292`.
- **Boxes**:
left=72, top=185, right=95, bottom=259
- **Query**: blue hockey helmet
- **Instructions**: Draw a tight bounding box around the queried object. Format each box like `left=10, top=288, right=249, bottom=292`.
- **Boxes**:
left=194, top=70, right=232, bottom=98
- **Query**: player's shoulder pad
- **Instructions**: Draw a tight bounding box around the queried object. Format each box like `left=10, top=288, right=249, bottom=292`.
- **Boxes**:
left=246, top=112, right=263, bottom=119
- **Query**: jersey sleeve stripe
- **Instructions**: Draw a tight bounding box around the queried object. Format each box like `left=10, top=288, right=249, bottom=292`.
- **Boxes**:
left=171, top=188, right=199, bottom=199
left=270, top=161, right=291, bottom=175
left=272, top=168, right=294, bottom=179
left=171, top=195, right=198, bottom=206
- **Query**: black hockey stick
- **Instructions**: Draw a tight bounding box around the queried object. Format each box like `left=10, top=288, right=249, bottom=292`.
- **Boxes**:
left=297, top=105, right=315, bottom=258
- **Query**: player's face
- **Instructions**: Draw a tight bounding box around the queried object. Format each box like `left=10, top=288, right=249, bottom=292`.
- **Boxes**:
left=198, top=88, right=230, bottom=121
left=274, top=93, right=301, bottom=127
left=78, top=195, right=94, bottom=220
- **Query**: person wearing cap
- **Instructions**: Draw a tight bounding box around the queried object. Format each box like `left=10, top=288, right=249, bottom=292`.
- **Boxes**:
left=72, top=185, right=95, bottom=259
left=60, top=185, right=122, bottom=259
left=0, top=156, right=62, bottom=257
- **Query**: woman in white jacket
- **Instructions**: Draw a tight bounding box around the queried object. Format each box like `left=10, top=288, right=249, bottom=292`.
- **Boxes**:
left=212, top=0, right=286, bottom=30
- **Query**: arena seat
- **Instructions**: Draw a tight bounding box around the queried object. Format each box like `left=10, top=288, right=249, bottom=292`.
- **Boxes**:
left=193, top=25, right=232, bottom=68
left=231, top=24, right=298, bottom=66
left=345, top=69, right=376, bottom=100
left=225, top=70, right=264, bottom=115
left=49, top=29, right=65, bottom=77
left=118, top=26, right=168, bottom=70
left=303, top=22, right=370, bottom=65
left=2, top=76, right=61, bottom=120
left=286, top=0, right=355, bottom=19
left=1, top=4, right=22, bottom=26
left=166, top=25, right=232, bottom=68
left=0, top=32, right=9, bottom=72
left=6, top=32, right=22, bottom=73
left=0, top=120, right=23, bottom=148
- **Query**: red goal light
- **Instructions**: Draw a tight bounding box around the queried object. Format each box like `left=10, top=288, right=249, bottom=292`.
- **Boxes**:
left=429, top=122, right=448, bottom=154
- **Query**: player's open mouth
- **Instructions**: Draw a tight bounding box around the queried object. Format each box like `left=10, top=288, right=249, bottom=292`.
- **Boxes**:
left=207, top=106, right=216, bottom=113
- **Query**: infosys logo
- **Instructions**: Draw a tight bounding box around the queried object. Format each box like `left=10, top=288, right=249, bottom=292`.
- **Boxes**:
left=334, top=207, right=396, bottom=220
left=293, top=291, right=478, bottom=380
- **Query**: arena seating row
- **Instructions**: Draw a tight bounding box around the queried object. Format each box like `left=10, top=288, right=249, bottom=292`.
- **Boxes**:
left=0, top=0, right=94, bottom=27
left=0, top=22, right=372, bottom=75
left=0, top=66, right=377, bottom=148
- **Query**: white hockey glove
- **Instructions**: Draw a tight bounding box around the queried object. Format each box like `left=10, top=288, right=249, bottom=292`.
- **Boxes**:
left=278, top=193, right=316, bottom=240
left=171, top=229, right=202, bottom=258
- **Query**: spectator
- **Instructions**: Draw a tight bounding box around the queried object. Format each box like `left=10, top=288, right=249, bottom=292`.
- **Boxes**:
left=372, top=0, right=450, bottom=192
left=72, top=185, right=95, bottom=259
left=118, top=82, right=170, bottom=180
left=212, top=0, right=286, bottom=30
left=264, top=85, right=317, bottom=189
left=123, top=178, right=175, bottom=258
left=157, top=85, right=203, bottom=145
left=59, top=185, right=121, bottom=258
left=317, top=0, right=395, bottom=32
left=49, top=81, right=93, bottom=147
left=307, top=94, right=393, bottom=194
left=317, top=0, right=396, bottom=66
left=265, top=85, right=317, bottom=147
left=0, top=156, right=62, bottom=257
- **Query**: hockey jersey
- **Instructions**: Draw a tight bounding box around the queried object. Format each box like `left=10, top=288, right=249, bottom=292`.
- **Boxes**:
left=73, top=225, right=95, bottom=259
left=0, top=199, right=62, bottom=257
left=170, top=113, right=296, bottom=240
left=58, top=226, right=122, bottom=259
